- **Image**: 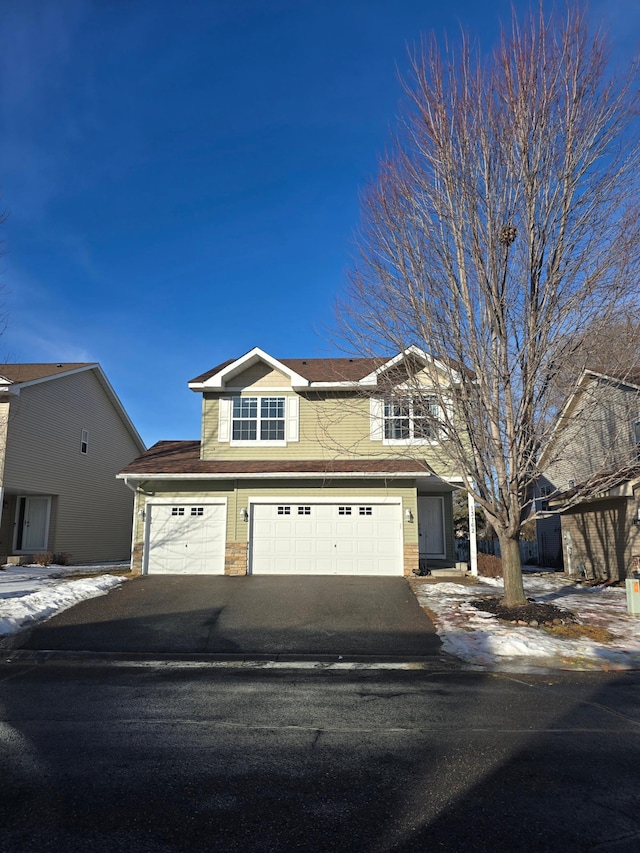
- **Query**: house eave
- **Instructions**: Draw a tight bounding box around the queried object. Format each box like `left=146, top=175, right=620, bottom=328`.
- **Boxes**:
left=117, top=470, right=440, bottom=481
left=191, top=346, right=310, bottom=390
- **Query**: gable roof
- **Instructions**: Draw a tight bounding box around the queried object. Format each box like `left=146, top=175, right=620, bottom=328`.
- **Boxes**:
left=0, top=362, right=145, bottom=452
left=118, top=440, right=436, bottom=479
left=539, top=367, right=640, bottom=468
left=188, top=346, right=469, bottom=390
left=189, top=356, right=384, bottom=386
left=188, top=346, right=386, bottom=389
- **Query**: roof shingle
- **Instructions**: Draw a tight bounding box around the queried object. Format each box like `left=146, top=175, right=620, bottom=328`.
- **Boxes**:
left=0, top=363, right=95, bottom=384
left=120, top=440, right=435, bottom=477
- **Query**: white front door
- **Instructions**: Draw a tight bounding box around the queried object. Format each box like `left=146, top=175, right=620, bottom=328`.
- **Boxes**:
left=418, top=496, right=446, bottom=558
left=15, top=496, right=51, bottom=552
left=146, top=502, right=226, bottom=574
left=250, top=501, right=403, bottom=575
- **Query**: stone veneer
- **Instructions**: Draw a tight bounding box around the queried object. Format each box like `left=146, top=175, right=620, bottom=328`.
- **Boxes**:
left=403, top=543, right=419, bottom=577
left=131, top=542, right=144, bottom=575
left=225, top=542, right=248, bottom=575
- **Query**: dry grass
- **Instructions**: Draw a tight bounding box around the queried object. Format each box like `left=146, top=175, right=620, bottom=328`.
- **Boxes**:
left=542, top=622, right=617, bottom=642
left=477, top=552, right=502, bottom=578
left=59, top=569, right=138, bottom=581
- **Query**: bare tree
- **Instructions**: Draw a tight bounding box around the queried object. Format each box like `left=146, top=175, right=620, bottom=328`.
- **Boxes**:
left=338, top=5, right=640, bottom=607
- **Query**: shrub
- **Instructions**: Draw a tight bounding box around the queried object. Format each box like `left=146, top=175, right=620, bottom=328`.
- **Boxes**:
left=33, top=552, right=53, bottom=567
left=477, top=552, right=503, bottom=578
left=52, top=552, right=73, bottom=566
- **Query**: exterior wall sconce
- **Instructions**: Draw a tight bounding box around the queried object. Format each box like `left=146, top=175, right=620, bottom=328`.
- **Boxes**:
left=240, top=507, right=249, bottom=522
left=138, top=508, right=146, bottom=520
left=633, top=507, right=640, bottom=527
left=405, top=508, right=414, bottom=522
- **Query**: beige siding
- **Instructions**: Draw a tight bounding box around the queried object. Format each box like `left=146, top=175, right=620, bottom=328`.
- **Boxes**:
left=561, top=496, right=640, bottom=582
left=201, top=392, right=460, bottom=479
left=131, top=479, right=459, bottom=575
left=226, top=363, right=292, bottom=390
left=2, top=370, right=143, bottom=562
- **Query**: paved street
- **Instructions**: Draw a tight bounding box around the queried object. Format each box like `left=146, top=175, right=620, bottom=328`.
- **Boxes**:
left=1, top=663, right=639, bottom=852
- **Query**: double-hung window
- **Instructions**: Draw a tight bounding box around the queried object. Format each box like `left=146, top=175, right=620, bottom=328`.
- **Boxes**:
left=232, top=396, right=285, bottom=442
left=384, top=396, right=440, bottom=443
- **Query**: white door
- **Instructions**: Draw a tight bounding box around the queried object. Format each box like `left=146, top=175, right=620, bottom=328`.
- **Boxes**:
left=146, top=502, right=226, bottom=574
left=250, top=501, right=402, bottom=575
left=418, top=496, right=446, bottom=558
left=16, top=496, right=51, bottom=552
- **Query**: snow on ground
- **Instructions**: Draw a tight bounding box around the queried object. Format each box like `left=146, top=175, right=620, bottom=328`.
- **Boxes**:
left=414, top=573, right=640, bottom=672
left=0, top=563, right=127, bottom=638
left=2, top=562, right=639, bottom=672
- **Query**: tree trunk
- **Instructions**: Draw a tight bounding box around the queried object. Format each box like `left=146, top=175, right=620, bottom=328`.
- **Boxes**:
left=498, top=533, right=527, bottom=608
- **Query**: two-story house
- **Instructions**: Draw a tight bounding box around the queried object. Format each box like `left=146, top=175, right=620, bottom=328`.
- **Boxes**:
left=0, top=363, right=145, bottom=564
left=538, top=368, right=640, bottom=581
left=119, top=347, right=465, bottom=576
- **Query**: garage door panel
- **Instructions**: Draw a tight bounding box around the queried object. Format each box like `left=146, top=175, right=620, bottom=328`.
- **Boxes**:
left=250, top=501, right=402, bottom=575
left=147, top=502, right=226, bottom=575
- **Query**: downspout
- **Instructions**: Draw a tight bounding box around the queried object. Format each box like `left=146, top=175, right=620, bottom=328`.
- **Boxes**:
left=123, top=477, right=143, bottom=574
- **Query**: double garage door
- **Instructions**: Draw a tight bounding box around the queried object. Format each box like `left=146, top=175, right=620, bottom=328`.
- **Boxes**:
left=250, top=501, right=403, bottom=576
left=145, top=499, right=403, bottom=576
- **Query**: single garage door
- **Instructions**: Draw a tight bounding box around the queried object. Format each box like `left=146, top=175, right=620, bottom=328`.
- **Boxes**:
left=146, top=501, right=226, bottom=574
left=250, top=501, right=403, bottom=575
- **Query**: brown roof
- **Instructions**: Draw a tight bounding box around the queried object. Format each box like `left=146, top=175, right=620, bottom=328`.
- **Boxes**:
left=189, top=357, right=384, bottom=385
left=120, top=440, right=435, bottom=477
left=0, top=363, right=95, bottom=384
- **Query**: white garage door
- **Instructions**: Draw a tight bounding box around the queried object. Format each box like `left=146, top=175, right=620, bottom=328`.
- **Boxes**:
left=146, top=502, right=226, bottom=575
left=250, top=501, right=403, bottom=575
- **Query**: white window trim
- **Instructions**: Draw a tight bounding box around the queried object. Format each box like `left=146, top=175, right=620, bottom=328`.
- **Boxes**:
left=219, top=394, right=299, bottom=446
left=382, top=396, right=442, bottom=446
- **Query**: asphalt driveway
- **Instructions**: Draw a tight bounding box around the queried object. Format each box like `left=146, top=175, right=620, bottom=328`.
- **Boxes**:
left=16, top=575, right=441, bottom=659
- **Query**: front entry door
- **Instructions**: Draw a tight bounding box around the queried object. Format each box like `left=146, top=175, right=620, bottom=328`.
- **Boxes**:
left=15, top=496, right=51, bottom=552
left=418, top=496, right=445, bottom=558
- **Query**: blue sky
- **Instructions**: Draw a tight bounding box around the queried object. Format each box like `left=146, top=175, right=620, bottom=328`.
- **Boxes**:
left=1, top=0, right=637, bottom=447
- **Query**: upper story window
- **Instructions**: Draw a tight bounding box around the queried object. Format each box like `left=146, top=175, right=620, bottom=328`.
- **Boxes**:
left=80, top=428, right=89, bottom=455
left=383, top=396, right=440, bottom=443
left=218, top=395, right=299, bottom=446
left=231, top=396, right=285, bottom=443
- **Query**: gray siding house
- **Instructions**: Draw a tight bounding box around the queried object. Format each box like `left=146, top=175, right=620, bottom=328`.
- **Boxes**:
left=0, top=363, right=145, bottom=564
left=539, top=369, right=640, bottom=581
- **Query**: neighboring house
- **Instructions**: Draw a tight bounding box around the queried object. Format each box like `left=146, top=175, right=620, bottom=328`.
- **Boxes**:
left=538, top=369, right=640, bottom=581
left=0, top=363, right=145, bottom=564
left=119, top=347, right=465, bottom=577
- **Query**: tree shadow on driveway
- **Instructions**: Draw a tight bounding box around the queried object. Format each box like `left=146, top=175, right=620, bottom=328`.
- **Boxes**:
left=13, top=575, right=443, bottom=658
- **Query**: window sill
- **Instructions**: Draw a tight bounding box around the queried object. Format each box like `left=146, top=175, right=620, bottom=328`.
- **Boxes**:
left=229, top=440, right=288, bottom=447
left=383, top=438, right=439, bottom=446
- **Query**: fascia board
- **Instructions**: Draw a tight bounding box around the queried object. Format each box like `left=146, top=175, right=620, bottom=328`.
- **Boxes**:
left=117, top=470, right=435, bottom=481
left=197, top=346, right=310, bottom=389
left=92, top=365, right=146, bottom=451
left=539, top=370, right=598, bottom=468
left=358, top=346, right=461, bottom=386
left=3, top=364, right=144, bottom=450
left=582, top=369, right=640, bottom=393
left=9, top=363, right=100, bottom=390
